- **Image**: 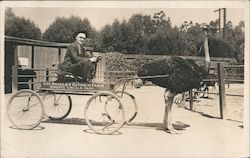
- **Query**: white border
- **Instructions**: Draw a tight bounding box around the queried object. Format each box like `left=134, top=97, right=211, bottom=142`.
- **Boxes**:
left=0, top=1, right=247, bottom=8
left=243, top=1, right=250, bottom=156
left=0, top=0, right=249, bottom=157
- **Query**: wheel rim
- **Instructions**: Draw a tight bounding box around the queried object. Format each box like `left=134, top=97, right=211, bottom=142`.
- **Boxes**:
left=7, top=90, right=44, bottom=130
left=84, top=92, right=125, bottom=135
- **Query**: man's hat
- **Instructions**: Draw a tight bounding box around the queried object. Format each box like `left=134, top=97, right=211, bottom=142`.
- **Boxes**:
left=73, top=30, right=87, bottom=39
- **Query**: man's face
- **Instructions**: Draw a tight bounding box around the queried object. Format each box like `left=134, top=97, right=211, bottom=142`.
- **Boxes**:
left=75, top=33, right=87, bottom=45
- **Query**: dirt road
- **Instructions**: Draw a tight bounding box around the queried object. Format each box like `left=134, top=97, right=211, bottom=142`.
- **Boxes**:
left=1, top=86, right=248, bottom=157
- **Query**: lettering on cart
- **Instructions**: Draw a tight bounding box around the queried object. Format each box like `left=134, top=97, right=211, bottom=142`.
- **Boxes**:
left=41, top=82, right=105, bottom=90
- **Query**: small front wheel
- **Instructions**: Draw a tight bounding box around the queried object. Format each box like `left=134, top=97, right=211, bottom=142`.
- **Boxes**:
left=7, top=89, right=44, bottom=130
left=84, top=91, right=125, bottom=135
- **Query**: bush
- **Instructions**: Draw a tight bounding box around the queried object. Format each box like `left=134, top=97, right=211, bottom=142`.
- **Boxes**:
left=102, top=52, right=130, bottom=71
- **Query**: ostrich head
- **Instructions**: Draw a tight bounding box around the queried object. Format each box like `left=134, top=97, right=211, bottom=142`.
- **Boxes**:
left=133, top=75, right=144, bottom=88
left=133, top=67, right=149, bottom=88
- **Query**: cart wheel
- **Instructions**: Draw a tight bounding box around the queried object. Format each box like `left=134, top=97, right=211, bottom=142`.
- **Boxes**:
left=7, top=89, right=44, bottom=130
left=43, top=94, right=72, bottom=120
left=84, top=91, right=125, bottom=135
left=114, top=91, right=138, bottom=123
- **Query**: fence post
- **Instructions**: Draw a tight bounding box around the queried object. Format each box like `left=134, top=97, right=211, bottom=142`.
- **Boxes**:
left=58, top=47, right=62, bottom=63
left=12, top=65, right=18, bottom=93
left=31, top=46, right=35, bottom=90
left=12, top=45, right=18, bottom=93
left=46, top=68, right=49, bottom=81
left=217, top=63, right=226, bottom=119
left=189, top=90, right=193, bottom=110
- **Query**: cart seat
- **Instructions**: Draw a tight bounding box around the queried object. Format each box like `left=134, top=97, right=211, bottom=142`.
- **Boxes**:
left=54, top=71, right=88, bottom=83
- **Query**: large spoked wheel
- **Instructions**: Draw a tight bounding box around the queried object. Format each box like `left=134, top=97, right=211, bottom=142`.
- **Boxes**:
left=84, top=91, right=125, bottom=135
left=42, top=93, right=72, bottom=120
left=114, top=91, right=138, bottom=123
left=7, top=89, right=44, bottom=130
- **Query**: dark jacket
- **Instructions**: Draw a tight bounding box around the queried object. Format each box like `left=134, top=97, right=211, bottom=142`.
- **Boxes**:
left=61, top=42, right=92, bottom=71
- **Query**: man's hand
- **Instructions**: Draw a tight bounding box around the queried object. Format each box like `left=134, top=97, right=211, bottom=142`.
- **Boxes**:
left=89, top=57, right=98, bottom=62
left=89, top=56, right=102, bottom=62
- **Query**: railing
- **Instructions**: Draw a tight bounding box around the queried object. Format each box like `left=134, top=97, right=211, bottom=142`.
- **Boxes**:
left=12, top=58, right=106, bottom=91
left=188, top=63, right=244, bottom=119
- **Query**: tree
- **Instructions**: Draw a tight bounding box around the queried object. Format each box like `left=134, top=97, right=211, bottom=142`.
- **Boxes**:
left=180, top=21, right=193, bottom=32
left=97, top=10, right=243, bottom=63
left=224, top=21, right=245, bottom=63
left=153, top=10, right=172, bottom=30
left=126, top=14, right=154, bottom=53
left=99, top=24, right=113, bottom=52
left=5, top=8, right=42, bottom=40
left=186, top=23, right=204, bottom=56
left=43, top=15, right=97, bottom=43
left=207, top=34, right=234, bottom=57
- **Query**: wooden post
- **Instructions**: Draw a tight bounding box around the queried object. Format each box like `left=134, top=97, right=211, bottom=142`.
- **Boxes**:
left=12, top=65, right=18, bottom=92
left=189, top=90, right=193, bottom=110
left=31, top=46, right=35, bottom=90
left=217, top=63, right=226, bottom=119
left=223, top=8, right=226, bottom=38
left=58, top=47, right=62, bottom=63
left=46, top=68, right=49, bottom=81
left=12, top=45, right=18, bottom=93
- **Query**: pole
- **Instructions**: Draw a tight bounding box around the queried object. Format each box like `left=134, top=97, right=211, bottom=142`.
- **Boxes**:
left=217, top=63, right=226, bottom=119
left=203, top=28, right=211, bottom=71
left=218, top=9, right=221, bottom=33
left=12, top=45, right=18, bottom=93
left=46, top=68, right=49, bottom=81
left=58, top=47, right=62, bottom=63
left=31, top=46, right=35, bottom=90
left=223, top=8, right=227, bottom=38
left=214, top=8, right=223, bottom=34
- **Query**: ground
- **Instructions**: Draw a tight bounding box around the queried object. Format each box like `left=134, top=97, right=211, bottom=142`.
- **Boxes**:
left=1, top=84, right=248, bottom=158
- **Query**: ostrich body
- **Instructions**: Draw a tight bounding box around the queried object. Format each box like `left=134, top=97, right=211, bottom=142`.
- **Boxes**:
left=134, top=56, right=207, bottom=133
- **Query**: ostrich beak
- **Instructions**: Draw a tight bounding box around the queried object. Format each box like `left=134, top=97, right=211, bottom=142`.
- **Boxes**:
left=133, top=75, right=144, bottom=89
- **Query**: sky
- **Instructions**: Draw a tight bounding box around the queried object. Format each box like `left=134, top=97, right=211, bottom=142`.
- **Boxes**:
left=9, top=5, right=245, bottom=33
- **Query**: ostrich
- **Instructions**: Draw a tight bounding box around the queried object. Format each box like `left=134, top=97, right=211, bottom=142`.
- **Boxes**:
left=133, top=25, right=211, bottom=134
left=133, top=57, right=207, bottom=133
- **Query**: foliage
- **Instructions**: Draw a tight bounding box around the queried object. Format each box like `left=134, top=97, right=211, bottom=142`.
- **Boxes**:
left=224, top=21, right=245, bottom=64
left=42, top=16, right=97, bottom=43
left=207, top=35, right=234, bottom=57
left=5, top=8, right=42, bottom=40
left=97, top=11, right=244, bottom=64
left=102, top=52, right=130, bottom=71
left=5, top=8, right=244, bottom=64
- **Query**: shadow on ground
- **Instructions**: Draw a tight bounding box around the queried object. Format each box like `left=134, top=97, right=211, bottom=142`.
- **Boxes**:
left=44, top=118, right=190, bottom=131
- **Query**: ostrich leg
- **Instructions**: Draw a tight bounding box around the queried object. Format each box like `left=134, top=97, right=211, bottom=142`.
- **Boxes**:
left=163, top=90, right=178, bottom=134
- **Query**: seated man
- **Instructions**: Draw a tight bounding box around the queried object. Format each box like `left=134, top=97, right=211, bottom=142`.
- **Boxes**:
left=59, top=30, right=98, bottom=82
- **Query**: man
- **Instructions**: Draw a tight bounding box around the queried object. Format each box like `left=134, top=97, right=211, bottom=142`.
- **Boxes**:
left=59, top=30, right=98, bottom=82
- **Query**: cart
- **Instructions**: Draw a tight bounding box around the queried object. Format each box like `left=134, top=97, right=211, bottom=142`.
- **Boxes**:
left=7, top=72, right=138, bottom=135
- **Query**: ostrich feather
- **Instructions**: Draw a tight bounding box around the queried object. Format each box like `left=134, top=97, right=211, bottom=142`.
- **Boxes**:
left=137, top=56, right=207, bottom=93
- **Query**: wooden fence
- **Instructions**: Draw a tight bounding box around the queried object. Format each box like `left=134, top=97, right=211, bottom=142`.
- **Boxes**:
left=189, top=63, right=244, bottom=119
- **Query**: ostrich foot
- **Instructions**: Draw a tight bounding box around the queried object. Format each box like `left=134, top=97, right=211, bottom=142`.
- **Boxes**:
left=166, top=126, right=180, bottom=134
left=163, top=122, right=180, bottom=134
